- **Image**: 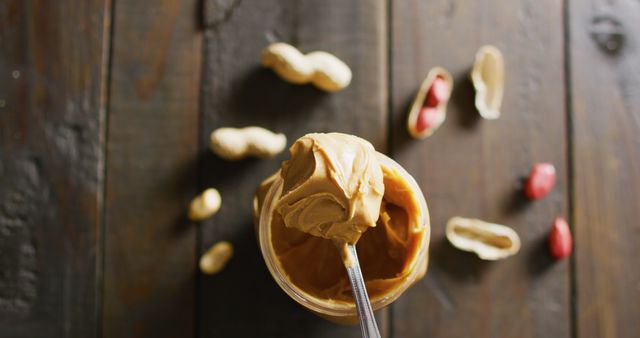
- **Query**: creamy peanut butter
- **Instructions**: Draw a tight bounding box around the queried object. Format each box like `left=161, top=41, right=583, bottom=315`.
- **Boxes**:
left=275, top=133, right=384, bottom=244
left=254, top=133, right=428, bottom=305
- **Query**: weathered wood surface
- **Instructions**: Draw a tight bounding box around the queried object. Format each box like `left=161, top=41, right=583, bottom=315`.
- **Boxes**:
left=1, top=0, right=640, bottom=337
left=197, top=0, right=388, bottom=337
left=0, top=0, right=110, bottom=337
left=390, top=1, right=570, bottom=337
left=102, top=0, right=202, bottom=337
left=569, top=1, right=640, bottom=337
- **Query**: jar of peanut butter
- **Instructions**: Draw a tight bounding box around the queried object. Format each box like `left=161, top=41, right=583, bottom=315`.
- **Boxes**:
left=253, top=133, right=430, bottom=324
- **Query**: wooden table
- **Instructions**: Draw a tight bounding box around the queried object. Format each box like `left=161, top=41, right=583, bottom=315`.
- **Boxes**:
left=1, top=0, right=638, bottom=337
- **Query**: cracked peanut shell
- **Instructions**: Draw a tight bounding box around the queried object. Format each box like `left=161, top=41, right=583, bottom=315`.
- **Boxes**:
left=471, top=45, right=504, bottom=120
left=446, top=216, right=520, bottom=260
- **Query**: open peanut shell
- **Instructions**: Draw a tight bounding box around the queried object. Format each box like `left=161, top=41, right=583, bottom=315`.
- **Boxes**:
left=471, top=45, right=504, bottom=120
left=407, top=67, right=453, bottom=139
left=445, top=217, right=520, bottom=260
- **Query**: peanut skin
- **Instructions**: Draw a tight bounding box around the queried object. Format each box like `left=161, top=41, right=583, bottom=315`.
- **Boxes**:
left=549, top=217, right=572, bottom=260
left=524, top=163, right=556, bottom=200
left=209, top=126, right=287, bottom=160
left=261, top=43, right=352, bottom=92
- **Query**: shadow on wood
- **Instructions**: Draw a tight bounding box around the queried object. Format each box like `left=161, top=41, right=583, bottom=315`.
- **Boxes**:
left=450, top=69, right=481, bottom=130
left=430, top=235, right=490, bottom=282
left=501, top=177, right=530, bottom=216
left=201, top=149, right=268, bottom=183
left=525, top=233, right=555, bottom=277
left=228, top=66, right=329, bottom=128
left=389, top=90, right=417, bottom=154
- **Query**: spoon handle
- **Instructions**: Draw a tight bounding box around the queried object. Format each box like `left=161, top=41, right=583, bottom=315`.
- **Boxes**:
left=344, top=243, right=381, bottom=338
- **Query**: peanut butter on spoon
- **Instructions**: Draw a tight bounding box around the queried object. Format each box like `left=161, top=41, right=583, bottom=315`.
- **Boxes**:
left=275, top=133, right=384, bottom=245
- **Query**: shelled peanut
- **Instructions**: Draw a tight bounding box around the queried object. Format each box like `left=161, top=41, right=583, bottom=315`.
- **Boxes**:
left=549, top=217, right=572, bottom=260
left=524, top=163, right=556, bottom=200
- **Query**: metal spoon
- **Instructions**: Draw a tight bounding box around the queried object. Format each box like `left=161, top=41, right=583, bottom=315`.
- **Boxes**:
left=336, top=241, right=381, bottom=338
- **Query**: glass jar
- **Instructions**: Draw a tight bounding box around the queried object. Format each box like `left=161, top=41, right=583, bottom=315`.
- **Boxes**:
left=256, top=153, right=430, bottom=323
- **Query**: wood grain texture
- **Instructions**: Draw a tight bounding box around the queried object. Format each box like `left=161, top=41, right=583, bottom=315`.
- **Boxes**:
left=0, top=0, right=110, bottom=337
left=102, top=0, right=202, bottom=337
left=390, top=1, right=569, bottom=337
left=569, top=1, right=640, bottom=337
left=198, top=0, right=388, bottom=336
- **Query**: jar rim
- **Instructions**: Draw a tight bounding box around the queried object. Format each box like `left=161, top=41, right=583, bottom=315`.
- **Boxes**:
left=258, top=152, right=430, bottom=317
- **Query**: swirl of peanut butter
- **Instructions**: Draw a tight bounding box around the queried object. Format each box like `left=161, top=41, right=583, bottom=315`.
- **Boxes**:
left=275, top=133, right=385, bottom=244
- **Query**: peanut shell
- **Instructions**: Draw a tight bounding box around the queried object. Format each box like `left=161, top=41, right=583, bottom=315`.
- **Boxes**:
left=407, top=67, right=453, bottom=139
left=471, top=45, right=505, bottom=120
left=446, top=217, right=520, bottom=260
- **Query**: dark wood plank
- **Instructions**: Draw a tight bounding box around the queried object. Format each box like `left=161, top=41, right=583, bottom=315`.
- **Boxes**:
left=102, top=0, right=202, bottom=337
left=568, top=1, right=640, bottom=337
left=198, top=0, right=388, bottom=336
left=0, top=0, right=110, bottom=337
left=390, top=1, right=569, bottom=337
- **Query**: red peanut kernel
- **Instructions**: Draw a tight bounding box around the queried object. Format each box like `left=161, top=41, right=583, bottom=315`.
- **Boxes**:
left=426, top=76, right=449, bottom=107
left=549, top=216, right=572, bottom=260
left=416, top=107, right=441, bottom=133
left=524, top=163, right=556, bottom=199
